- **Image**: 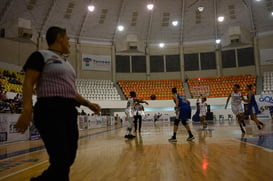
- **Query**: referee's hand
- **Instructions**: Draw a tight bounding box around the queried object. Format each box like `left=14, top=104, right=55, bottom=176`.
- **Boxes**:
left=16, top=111, right=32, bottom=133
left=87, top=102, right=101, bottom=114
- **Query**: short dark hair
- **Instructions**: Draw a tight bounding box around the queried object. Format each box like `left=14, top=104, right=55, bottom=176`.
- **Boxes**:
left=202, top=97, right=207, bottom=101
left=46, top=26, right=66, bottom=46
left=234, top=84, right=240, bottom=89
left=130, top=91, right=136, bottom=97
left=172, top=87, right=177, bottom=93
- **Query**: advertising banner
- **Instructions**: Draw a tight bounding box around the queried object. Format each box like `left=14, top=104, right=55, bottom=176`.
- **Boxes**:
left=29, top=121, right=40, bottom=140
left=255, top=94, right=273, bottom=120
left=78, top=115, right=115, bottom=130
left=82, top=54, right=111, bottom=71
left=0, top=114, right=28, bottom=143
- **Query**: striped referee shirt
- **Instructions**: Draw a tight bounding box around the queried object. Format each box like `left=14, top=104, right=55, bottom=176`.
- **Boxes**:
left=23, top=50, right=76, bottom=98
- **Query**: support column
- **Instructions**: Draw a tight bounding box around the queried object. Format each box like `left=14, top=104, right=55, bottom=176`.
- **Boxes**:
left=179, top=45, right=185, bottom=81
left=111, top=45, right=116, bottom=82
left=37, top=36, right=43, bottom=50
left=253, top=36, right=260, bottom=76
left=75, top=42, right=81, bottom=78
left=215, top=46, right=222, bottom=76
left=146, top=47, right=150, bottom=80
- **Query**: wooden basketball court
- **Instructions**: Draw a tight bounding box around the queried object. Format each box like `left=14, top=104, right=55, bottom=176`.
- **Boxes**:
left=0, top=119, right=272, bottom=181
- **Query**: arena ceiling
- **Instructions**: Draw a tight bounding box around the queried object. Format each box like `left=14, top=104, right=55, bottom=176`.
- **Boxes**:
left=0, top=0, right=273, bottom=47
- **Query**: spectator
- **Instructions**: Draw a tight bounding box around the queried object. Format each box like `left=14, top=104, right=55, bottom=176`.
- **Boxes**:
left=14, top=93, right=23, bottom=113
left=80, top=109, right=87, bottom=115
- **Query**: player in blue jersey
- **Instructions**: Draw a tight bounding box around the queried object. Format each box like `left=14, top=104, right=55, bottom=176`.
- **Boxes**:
left=243, top=84, right=265, bottom=132
left=169, top=88, right=194, bottom=142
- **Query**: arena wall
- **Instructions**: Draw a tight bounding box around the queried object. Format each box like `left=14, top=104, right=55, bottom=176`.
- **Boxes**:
left=1, top=32, right=273, bottom=80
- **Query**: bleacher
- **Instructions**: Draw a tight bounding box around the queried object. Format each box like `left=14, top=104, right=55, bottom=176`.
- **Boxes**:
left=262, top=71, right=273, bottom=94
left=76, top=79, right=121, bottom=100
left=0, top=68, right=24, bottom=93
left=117, top=79, right=184, bottom=100
left=0, top=67, right=121, bottom=101
left=0, top=66, right=262, bottom=101
left=188, top=74, right=256, bottom=98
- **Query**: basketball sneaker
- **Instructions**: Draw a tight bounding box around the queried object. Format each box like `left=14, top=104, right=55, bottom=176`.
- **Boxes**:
left=186, top=135, right=195, bottom=141
left=168, top=137, right=177, bottom=142
left=127, top=134, right=136, bottom=139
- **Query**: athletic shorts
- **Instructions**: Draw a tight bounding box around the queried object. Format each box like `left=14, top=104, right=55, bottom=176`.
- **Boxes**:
left=125, top=108, right=134, bottom=118
left=231, top=104, right=244, bottom=115
left=179, top=108, right=191, bottom=120
left=199, top=110, right=206, bottom=117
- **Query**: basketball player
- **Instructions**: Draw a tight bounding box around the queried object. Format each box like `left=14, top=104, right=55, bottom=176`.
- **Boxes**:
left=243, top=84, right=265, bottom=133
left=169, top=88, right=194, bottom=142
left=125, top=91, right=148, bottom=139
left=225, top=84, right=246, bottom=138
left=199, top=97, right=208, bottom=129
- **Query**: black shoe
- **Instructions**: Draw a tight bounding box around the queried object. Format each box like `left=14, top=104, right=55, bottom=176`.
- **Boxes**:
left=168, top=137, right=177, bottom=142
left=127, top=134, right=135, bottom=139
left=124, top=135, right=129, bottom=138
left=186, top=135, right=195, bottom=141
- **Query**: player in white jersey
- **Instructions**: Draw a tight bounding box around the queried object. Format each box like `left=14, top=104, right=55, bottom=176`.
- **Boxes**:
left=199, top=97, right=208, bottom=129
left=125, top=91, right=148, bottom=139
left=225, top=84, right=246, bottom=139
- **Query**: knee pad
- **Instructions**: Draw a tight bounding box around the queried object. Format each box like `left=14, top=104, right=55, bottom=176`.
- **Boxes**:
left=174, top=119, right=180, bottom=126
left=182, top=119, right=187, bottom=126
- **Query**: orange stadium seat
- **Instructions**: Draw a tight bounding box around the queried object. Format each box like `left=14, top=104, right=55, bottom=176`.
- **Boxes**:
left=117, top=79, right=185, bottom=100
left=188, top=74, right=256, bottom=98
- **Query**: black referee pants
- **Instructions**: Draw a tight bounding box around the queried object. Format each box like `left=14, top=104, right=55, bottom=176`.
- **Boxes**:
left=134, top=114, right=142, bottom=132
left=33, top=98, right=79, bottom=181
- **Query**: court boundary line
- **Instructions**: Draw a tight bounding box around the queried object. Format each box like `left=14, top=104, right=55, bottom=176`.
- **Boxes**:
left=233, top=134, right=273, bottom=153
left=0, top=160, right=48, bottom=180
left=0, top=126, right=124, bottom=161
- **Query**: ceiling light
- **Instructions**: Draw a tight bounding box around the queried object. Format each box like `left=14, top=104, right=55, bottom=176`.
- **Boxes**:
left=147, top=3, right=154, bottom=10
left=159, top=43, right=165, bottom=48
left=88, top=5, right=95, bottom=12
left=117, top=25, right=124, bottom=31
left=216, top=39, right=221, bottom=44
left=255, top=0, right=262, bottom=2
left=218, top=16, right=224, bottom=22
left=172, top=20, right=178, bottom=26
left=271, top=11, right=273, bottom=16
left=198, top=6, right=204, bottom=12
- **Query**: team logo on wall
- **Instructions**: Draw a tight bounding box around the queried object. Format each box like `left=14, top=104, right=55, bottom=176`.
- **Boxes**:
left=82, top=54, right=111, bottom=71
left=259, top=95, right=273, bottom=104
